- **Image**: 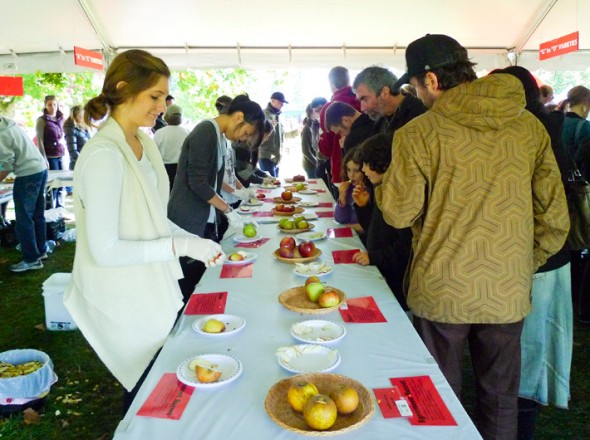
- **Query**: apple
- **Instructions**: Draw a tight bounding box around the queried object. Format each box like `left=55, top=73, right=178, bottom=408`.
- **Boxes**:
left=279, top=247, right=294, bottom=258
left=283, top=205, right=295, bottom=213
left=256, top=193, right=265, bottom=199
left=293, top=174, right=305, bottom=182
left=278, top=218, right=290, bottom=228
left=295, top=183, right=305, bottom=191
left=281, top=191, right=293, bottom=201
left=202, top=318, right=226, bottom=333
left=296, top=219, right=309, bottom=230
left=303, top=394, right=338, bottom=431
left=318, top=290, right=341, bottom=308
left=329, top=384, right=359, bottom=415
left=228, top=252, right=244, bottom=261
left=298, top=241, right=316, bottom=258
left=305, top=275, right=321, bottom=286
left=280, top=236, right=296, bottom=250
left=275, top=204, right=284, bottom=212
left=282, top=220, right=295, bottom=230
left=195, top=364, right=222, bottom=383
left=305, top=282, right=325, bottom=302
left=249, top=197, right=259, bottom=204
left=287, top=381, right=319, bottom=412
left=243, top=223, right=257, bottom=238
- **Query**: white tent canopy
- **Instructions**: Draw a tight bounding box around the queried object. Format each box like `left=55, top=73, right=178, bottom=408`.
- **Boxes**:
left=1, top=0, right=589, bottom=74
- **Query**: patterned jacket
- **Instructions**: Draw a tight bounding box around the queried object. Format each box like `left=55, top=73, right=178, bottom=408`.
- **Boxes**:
left=378, top=74, right=569, bottom=324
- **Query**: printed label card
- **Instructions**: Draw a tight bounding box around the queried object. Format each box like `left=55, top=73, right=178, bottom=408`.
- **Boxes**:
left=373, top=386, right=413, bottom=418
left=220, top=264, right=253, bottom=279
left=332, top=249, right=360, bottom=264
left=327, top=227, right=353, bottom=238
left=339, top=296, right=387, bottom=323
left=184, top=291, right=227, bottom=315
left=235, top=238, right=270, bottom=248
left=136, top=373, right=194, bottom=420
left=316, top=210, right=334, bottom=218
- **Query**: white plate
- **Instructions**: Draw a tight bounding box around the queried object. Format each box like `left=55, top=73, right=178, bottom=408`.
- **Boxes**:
left=296, top=231, right=327, bottom=242
left=233, top=234, right=263, bottom=243
left=260, top=183, right=280, bottom=189
left=303, top=213, right=319, bottom=221
left=224, top=252, right=257, bottom=265
left=192, top=314, right=246, bottom=336
left=293, top=262, right=333, bottom=277
left=298, top=201, right=319, bottom=207
left=242, top=199, right=263, bottom=207
left=237, top=206, right=256, bottom=215
left=290, top=320, right=346, bottom=344
left=177, top=354, right=243, bottom=388
left=276, top=344, right=340, bottom=374
left=298, top=189, right=317, bottom=195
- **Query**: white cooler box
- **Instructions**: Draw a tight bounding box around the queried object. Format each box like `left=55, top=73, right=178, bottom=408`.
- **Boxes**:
left=42, top=273, right=77, bottom=331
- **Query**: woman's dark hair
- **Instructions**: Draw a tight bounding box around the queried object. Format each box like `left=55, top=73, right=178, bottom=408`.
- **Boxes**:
left=564, top=85, right=590, bottom=107
left=302, top=103, right=313, bottom=125
left=226, top=94, right=266, bottom=149
left=84, top=49, right=171, bottom=127
left=215, top=95, right=232, bottom=114
left=356, top=133, right=394, bottom=174
left=490, top=66, right=544, bottom=116
left=42, top=95, right=63, bottom=118
left=413, top=46, right=477, bottom=91
left=64, top=105, right=85, bottom=128
left=340, top=148, right=361, bottom=180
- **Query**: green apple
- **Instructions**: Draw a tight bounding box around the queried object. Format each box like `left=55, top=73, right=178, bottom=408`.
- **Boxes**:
left=279, top=218, right=290, bottom=228
left=295, top=183, right=305, bottom=191
left=296, top=219, right=309, bottom=229
left=305, top=282, right=325, bottom=303
left=243, top=223, right=257, bottom=238
left=282, top=220, right=295, bottom=230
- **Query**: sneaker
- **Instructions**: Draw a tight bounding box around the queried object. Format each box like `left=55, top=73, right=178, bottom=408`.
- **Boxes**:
left=39, top=253, right=48, bottom=260
left=10, top=260, right=43, bottom=273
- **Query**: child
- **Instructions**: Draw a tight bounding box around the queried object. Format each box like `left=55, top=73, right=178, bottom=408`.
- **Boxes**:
left=334, top=149, right=367, bottom=233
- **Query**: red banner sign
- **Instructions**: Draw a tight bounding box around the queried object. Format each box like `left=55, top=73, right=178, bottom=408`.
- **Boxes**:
left=0, top=76, right=24, bottom=96
left=539, top=31, right=579, bottom=60
left=73, top=46, right=104, bottom=70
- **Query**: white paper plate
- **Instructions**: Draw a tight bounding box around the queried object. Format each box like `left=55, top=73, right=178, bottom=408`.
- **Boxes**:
left=298, top=189, right=318, bottom=195
left=224, top=252, right=257, bottom=265
left=296, top=231, right=327, bottom=242
left=192, top=314, right=246, bottom=336
left=276, top=344, right=340, bottom=374
left=290, top=320, right=346, bottom=344
left=233, top=234, right=263, bottom=243
left=242, top=199, right=263, bottom=207
left=177, top=354, right=243, bottom=388
left=298, top=201, right=319, bottom=207
left=260, top=183, right=280, bottom=189
left=303, top=213, right=319, bottom=221
left=293, top=262, right=333, bottom=278
left=237, top=206, right=256, bottom=215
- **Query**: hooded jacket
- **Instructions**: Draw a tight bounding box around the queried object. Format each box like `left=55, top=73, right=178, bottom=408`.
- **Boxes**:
left=379, top=74, right=569, bottom=324
left=258, top=103, right=283, bottom=164
left=0, top=117, right=47, bottom=177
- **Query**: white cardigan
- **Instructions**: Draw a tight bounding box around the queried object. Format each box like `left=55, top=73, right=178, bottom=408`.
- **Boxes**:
left=64, top=118, right=184, bottom=391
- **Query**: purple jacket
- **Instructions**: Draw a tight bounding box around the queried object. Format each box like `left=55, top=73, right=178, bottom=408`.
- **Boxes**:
left=39, top=113, right=65, bottom=157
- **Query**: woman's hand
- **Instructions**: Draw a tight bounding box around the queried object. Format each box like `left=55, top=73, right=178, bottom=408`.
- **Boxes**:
left=338, top=181, right=350, bottom=206
left=352, top=251, right=370, bottom=266
left=352, top=183, right=370, bottom=207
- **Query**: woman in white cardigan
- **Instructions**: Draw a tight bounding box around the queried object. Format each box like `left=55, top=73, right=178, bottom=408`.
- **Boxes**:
left=64, top=50, right=224, bottom=410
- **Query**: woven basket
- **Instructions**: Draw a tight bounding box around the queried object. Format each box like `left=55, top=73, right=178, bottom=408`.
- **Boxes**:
left=278, top=286, right=345, bottom=314
left=272, top=196, right=302, bottom=204
left=277, top=223, right=315, bottom=234
left=272, top=207, right=305, bottom=216
left=273, top=248, right=322, bottom=264
left=265, top=373, right=374, bottom=436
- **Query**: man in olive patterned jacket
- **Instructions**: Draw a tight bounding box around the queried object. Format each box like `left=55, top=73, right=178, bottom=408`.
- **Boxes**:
left=379, top=34, right=569, bottom=440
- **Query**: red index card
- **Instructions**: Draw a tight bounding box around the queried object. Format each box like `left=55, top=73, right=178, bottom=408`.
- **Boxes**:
left=374, top=386, right=413, bottom=418
left=332, top=249, right=360, bottom=264
left=137, top=373, right=194, bottom=420
left=235, top=238, right=270, bottom=248
left=339, top=296, right=387, bottom=323
left=389, top=375, right=457, bottom=426
left=252, top=211, right=274, bottom=218
left=184, top=292, right=227, bottom=315
left=318, top=202, right=333, bottom=208
left=316, top=210, right=334, bottom=218
left=327, top=227, right=353, bottom=238
left=221, top=264, right=253, bottom=278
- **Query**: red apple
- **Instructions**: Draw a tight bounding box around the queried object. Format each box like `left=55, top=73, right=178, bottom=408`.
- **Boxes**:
left=298, top=241, right=316, bottom=258
left=281, top=191, right=293, bottom=201
left=256, top=193, right=265, bottom=199
left=275, top=204, right=284, bottom=212
left=283, top=205, right=295, bottom=213
left=318, top=290, right=341, bottom=308
left=279, top=247, right=294, bottom=258
left=305, top=275, right=321, bottom=286
left=280, top=236, right=296, bottom=250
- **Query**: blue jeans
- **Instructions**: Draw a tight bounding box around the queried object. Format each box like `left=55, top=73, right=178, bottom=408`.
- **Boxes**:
left=13, top=170, right=48, bottom=262
left=47, top=157, right=64, bottom=208
left=258, top=158, right=278, bottom=177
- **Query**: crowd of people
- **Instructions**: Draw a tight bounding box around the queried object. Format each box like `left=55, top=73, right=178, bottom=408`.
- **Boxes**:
left=2, top=33, right=590, bottom=440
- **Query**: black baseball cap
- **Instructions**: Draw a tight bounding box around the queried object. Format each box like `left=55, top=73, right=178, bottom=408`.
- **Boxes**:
left=393, top=34, right=467, bottom=89
left=270, top=92, right=288, bottom=103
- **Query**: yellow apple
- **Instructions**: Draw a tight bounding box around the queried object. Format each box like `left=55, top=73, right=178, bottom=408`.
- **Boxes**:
left=305, top=282, right=325, bottom=303
left=287, top=380, right=319, bottom=412
left=303, top=394, right=338, bottom=430
left=195, top=364, right=222, bottom=383
left=202, top=318, right=226, bottom=333
left=329, top=384, right=359, bottom=414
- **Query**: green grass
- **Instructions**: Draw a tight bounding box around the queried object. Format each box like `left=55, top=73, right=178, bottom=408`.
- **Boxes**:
left=1, top=238, right=589, bottom=439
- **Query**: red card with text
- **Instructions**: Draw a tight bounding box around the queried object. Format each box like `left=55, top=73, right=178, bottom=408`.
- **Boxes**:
left=184, top=292, right=227, bottom=315
left=221, top=264, right=253, bottom=278
left=327, top=227, right=353, bottom=238
left=389, top=376, right=457, bottom=426
left=235, top=238, right=270, bottom=248
left=252, top=211, right=274, bottom=218
left=339, top=296, right=387, bottom=323
left=256, top=188, right=272, bottom=193
left=374, top=386, right=413, bottom=418
left=316, top=210, right=334, bottom=218
left=137, top=373, right=194, bottom=420
left=318, top=202, right=333, bottom=208
left=316, top=189, right=327, bottom=193
left=263, top=198, right=274, bottom=202
left=332, top=249, right=360, bottom=264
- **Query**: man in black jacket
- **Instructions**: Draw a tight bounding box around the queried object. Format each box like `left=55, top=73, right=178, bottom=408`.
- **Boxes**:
left=324, top=101, right=374, bottom=155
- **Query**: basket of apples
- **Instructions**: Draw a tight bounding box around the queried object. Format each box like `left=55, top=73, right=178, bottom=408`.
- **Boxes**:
left=273, top=204, right=304, bottom=216
left=264, top=373, right=374, bottom=436
left=273, top=190, right=301, bottom=204
left=278, top=216, right=314, bottom=234
left=274, top=238, right=321, bottom=263
left=278, top=276, right=346, bottom=314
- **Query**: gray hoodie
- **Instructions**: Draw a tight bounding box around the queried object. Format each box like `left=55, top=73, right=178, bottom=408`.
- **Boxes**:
left=0, top=117, right=47, bottom=177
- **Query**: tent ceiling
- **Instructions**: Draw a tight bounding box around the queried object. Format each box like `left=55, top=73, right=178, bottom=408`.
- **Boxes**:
left=1, top=0, right=588, bottom=74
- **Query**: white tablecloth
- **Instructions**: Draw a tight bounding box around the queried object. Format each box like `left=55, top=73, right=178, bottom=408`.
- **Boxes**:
left=114, top=180, right=482, bottom=440
left=0, top=170, right=74, bottom=205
